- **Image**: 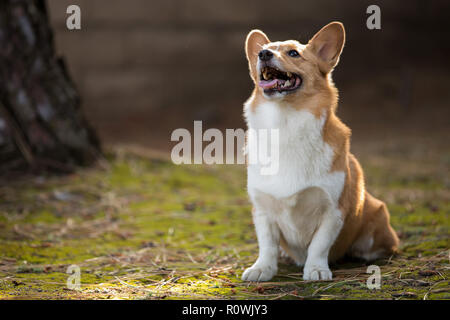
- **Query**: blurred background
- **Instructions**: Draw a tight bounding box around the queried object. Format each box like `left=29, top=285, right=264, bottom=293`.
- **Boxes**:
left=0, top=1, right=448, bottom=300
left=47, top=0, right=450, bottom=153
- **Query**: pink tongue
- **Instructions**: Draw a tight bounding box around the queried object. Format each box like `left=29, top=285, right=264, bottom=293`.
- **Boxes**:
left=259, top=79, right=278, bottom=89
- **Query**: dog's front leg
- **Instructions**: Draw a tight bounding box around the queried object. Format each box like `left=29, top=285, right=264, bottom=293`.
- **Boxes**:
left=303, top=207, right=343, bottom=281
left=242, top=209, right=280, bottom=282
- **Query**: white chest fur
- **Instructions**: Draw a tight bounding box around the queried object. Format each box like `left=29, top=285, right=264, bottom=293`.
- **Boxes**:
left=244, top=100, right=345, bottom=205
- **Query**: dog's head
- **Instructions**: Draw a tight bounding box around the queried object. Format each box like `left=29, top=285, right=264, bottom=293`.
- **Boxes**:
left=245, top=22, right=345, bottom=103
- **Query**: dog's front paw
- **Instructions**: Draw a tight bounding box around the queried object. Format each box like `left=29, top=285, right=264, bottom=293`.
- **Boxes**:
left=242, top=264, right=277, bottom=282
left=303, top=263, right=332, bottom=281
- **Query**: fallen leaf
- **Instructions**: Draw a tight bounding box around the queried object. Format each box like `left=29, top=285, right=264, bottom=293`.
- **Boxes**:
left=418, top=270, right=438, bottom=277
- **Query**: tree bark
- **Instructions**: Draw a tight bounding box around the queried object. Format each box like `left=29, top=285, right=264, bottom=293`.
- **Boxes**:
left=0, top=0, right=100, bottom=174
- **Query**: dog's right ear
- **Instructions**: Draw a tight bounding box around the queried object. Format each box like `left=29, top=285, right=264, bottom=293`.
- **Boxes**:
left=245, top=30, right=270, bottom=81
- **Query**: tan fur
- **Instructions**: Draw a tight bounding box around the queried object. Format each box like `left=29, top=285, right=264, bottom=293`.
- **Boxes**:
left=245, top=22, right=399, bottom=263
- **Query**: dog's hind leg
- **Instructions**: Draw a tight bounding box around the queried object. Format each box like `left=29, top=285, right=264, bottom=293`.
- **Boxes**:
left=350, top=192, right=399, bottom=261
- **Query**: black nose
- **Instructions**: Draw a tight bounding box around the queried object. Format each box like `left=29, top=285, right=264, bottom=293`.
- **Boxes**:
left=258, top=49, right=273, bottom=61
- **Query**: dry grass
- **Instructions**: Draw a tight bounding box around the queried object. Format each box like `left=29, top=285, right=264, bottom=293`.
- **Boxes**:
left=0, top=135, right=448, bottom=299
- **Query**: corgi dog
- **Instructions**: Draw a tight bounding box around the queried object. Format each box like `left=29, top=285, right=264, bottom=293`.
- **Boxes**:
left=242, top=22, right=399, bottom=282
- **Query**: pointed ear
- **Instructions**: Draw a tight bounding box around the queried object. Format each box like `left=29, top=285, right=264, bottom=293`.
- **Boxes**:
left=307, top=22, right=345, bottom=74
left=245, top=29, right=270, bottom=81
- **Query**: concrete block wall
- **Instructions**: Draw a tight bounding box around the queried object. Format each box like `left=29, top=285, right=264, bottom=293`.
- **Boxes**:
left=46, top=0, right=446, bottom=144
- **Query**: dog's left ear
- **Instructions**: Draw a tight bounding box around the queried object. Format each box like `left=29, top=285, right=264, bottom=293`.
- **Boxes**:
left=307, top=22, right=345, bottom=74
left=245, top=29, right=270, bottom=81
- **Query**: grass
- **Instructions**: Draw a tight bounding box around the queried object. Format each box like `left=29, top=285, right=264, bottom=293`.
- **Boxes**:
left=0, top=147, right=448, bottom=300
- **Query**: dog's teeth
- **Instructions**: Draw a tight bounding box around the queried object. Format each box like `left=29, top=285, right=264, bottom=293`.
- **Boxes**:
left=287, top=72, right=292, bottom=77
left=285, top=80, right=291, bottom=87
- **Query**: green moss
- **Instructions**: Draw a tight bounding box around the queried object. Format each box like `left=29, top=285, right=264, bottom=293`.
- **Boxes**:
left=0, top=151, right=448, bottom=300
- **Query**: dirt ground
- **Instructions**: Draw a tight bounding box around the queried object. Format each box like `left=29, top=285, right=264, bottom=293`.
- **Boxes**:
left=0, top=122, right=448, bottom=299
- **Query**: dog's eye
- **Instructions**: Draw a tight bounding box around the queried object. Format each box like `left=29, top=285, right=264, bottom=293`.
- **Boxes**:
left=287, top=50, right=300, bottom=57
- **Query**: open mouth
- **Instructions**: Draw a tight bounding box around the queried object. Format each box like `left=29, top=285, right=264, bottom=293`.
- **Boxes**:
left=259, top=66, right=302, bottom=94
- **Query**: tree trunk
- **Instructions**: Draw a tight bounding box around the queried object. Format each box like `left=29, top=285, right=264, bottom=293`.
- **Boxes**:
left=0, top=0, right=100, bottom=174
